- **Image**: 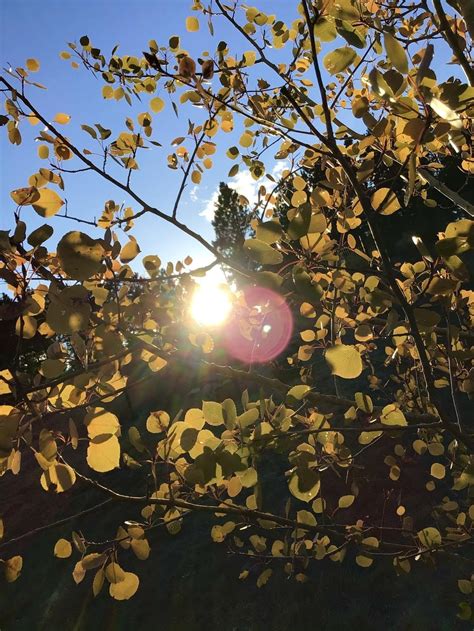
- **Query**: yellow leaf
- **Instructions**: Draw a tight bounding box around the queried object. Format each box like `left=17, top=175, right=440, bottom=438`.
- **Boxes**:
left=191, top=170, right=202, bottom=184
left=84, top=407, right=120, bottom=438
left=356, top=554, right=373, bottom=568
left=26, top=58, right=40, bottom=72
left=40, top=463, right=76, bottom=493
left=54, top=113, right=71, bottom=125
left=72, top=561, right=86, bottom=584
left=239, top=132, right=253, bottom=148
left=109, top=571, right=139, bottom=600
left=431, top=462, right=445, bottom=480
left=383, top=32, right=408, bottom=74
left=430, top=97, right=462, bottom=129
left=87, top=435, right=120, bottom=472
left=338, top=495, right=355, bottom=509
left=11, top=186, right=40, bottom=206
left=291, top=190, right=307, bottom=207
left=57, top=231, right=104, bottom=280
left=54, top=538, right=72, bottom=558
left=32, top=187, right=64, bottom=217
left=293, top=176, right=306, bottom=190
left=371, top=188, right=401, bottom=215
left=325, top=345, right=362, bottom=379
left=243, top=51, right=256, bottom=66
left=15, top=315, right=37, bottom=339
left=120, top=238, right=141, bottom=263
left=148, top=355, right=168, bottom=372
left=93, top=569, right=105, bottom=596
left=5, top=556, right=23, bottom=582
left=146, top=411, right=170, bottom=433
left=186, top=16, right=200, bottom=32
left=38, top=145, right=49, bottom=160
left=380, top=404, right=407, bottom=426
left=417, top=527, right=441, bottom=547
left=131, top=538, right=150, bottom=560
left=105, top=562, right=126, bottom=583
left=150, top=97, right=165, bottom=113
left=102, top=85, right=114, bottom=99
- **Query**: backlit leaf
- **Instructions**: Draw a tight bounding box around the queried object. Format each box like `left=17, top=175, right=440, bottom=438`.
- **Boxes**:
left=186, top=16, right=200, bottom=32
left=244, top=239, right=283, bottom=265
left=417, top=527, right=442, bottom=548
left=150, top=97, right=165, bottom=113
left=325, top=345, right=362, bottom=379
left=384, top=32, right=408, bottom=74
left=26, top=58, right=40, bottom=72
left=57, top=231, right=104, bottom=280
left=54, top=538, right=72, bottom=558
left=54, top=113, right=71, bottom=125
left=371, top=188, right=401, bottom=215
left=87, top=435, right=120, bottom=472
left=323, top=47, right=356, bottom=74
left=32, top=188, right=64, bottom=217
left=338, top=495, right=355, bottom=509
left=109, top=571, right=140, bottom=600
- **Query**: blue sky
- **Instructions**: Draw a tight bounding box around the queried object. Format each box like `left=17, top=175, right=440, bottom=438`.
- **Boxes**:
left=0, top=0, right=300, bottom=273
left=0, top=1, right=458, bottom=276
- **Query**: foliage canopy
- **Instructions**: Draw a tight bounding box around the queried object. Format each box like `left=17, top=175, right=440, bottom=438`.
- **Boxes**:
left=1, top=0, right=474, bottom=622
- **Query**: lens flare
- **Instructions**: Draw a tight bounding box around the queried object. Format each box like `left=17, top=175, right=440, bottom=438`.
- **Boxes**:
left=224, top=286, right=293, bottom=363
left=190, top=282, right=233, bottom=327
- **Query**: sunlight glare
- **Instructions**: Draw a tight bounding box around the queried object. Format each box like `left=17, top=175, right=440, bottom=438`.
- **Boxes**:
left=191, top=282, right=233, bottom=327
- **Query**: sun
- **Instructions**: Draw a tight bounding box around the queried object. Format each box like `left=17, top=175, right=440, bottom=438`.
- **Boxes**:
left=190, top=281, right=233, bottom=327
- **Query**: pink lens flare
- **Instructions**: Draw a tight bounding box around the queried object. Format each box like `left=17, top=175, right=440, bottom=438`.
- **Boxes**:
left=224, top=286, right=293, bottom=364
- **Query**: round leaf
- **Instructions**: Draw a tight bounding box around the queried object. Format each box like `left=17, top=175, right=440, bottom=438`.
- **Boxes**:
left=54, top=538, right=72, bottom=559
left=325, top=345, right=362, bottom=379
left=109, top=571, right=139, bottom=600
left=87, top=435, right=120, bottom=472
left=323, top=47, right=357, bottom=74
left=57, top=231, right=104, bottom=280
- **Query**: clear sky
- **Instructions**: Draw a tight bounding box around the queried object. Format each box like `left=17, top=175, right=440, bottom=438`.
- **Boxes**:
left=0, top=0, right=299, bottom=274
left=0, top=1, right=456, bottom=275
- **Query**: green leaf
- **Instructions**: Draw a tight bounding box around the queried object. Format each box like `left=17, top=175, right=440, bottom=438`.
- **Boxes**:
left=313, top=17, right=337, bottom=42
left=287, top=206, right=311, bottom=239
left=384, top=32, right=408, bottom=74
left=244, top=239, right=283, bottom=265
left=256, top=220, right=283, bottom=244
left=293, top=266, right=323, bottom=305
left=323, top=46, right=357, bottom=74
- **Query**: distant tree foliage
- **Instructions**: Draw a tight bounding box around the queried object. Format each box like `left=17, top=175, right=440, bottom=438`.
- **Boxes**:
left=212, top=182, right=255, bottom=274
